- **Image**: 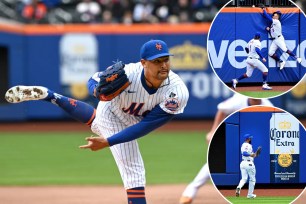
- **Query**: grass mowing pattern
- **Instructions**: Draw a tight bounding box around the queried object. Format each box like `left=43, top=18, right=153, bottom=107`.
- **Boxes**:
left=239, top=91, right=283, bottom=98
left=226, top=196, right=296, bottom=204
left=0, top=131, right=206, bottom=185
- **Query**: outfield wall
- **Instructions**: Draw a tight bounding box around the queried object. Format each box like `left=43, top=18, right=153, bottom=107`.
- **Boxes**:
left=211, top=107, right=306, bottom=186
left=0, top=23, right=305, bottom=121
left=0, top=23, right=235, bottom=121
left=208, top=7, right=306, bottom=83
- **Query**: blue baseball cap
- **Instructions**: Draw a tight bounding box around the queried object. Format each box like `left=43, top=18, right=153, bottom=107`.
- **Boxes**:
left=254, top=32, right=261, bottom=38
left=140, top=40, right=173, bottom=60
left=243, top=134, right=253, bottom=139
left=273, top=10, right=282, bottom=16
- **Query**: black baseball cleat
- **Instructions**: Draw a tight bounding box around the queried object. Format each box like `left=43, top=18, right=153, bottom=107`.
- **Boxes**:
left=236, top=188, right=241, bottom=197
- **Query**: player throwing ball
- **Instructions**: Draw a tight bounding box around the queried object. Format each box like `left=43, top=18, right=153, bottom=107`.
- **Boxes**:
left=232, top=32, right=272, bottom=90
left=262, top=8, right=302, bottom=70
left=5, top=39, right=189, bottom=204
left=236, top=134, right=262, bottom=199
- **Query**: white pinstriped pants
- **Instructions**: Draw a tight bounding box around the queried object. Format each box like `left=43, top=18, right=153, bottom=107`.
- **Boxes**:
left=91, top=102, right=146, bottom=189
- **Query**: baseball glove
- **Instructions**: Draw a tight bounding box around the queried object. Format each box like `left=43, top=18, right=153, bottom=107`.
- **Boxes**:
left=95, top=61, right=130, bottom=101
left=255, top=146, right=262, bottom=157
left=258, top=3, right=265, bottom=9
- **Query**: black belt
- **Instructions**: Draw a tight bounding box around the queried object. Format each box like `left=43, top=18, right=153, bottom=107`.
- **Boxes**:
left=243, top=159, right=252, bottom=162
left=271, top=35, right=281, bottom=40
left=248, top=57, right=259, bottom=59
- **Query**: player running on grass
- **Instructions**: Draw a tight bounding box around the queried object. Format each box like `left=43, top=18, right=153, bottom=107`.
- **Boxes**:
left=232, top=32, right=272, bottom=90
left=5, top=39, right=189, bottom=204
left=262, top=8, right=302, bottom=70
left=179, top=94, right=272, bottom=204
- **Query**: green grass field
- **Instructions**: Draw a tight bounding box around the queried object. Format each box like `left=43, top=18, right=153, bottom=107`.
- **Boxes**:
left=0, top=131, right=206, bottom=185
left=226, top=196, right=296, bottom=204
left=239, top=91, right=284, bottom=98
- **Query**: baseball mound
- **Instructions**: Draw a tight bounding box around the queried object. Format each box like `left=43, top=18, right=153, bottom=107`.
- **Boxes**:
left=0, top=184, right=227, bottom=204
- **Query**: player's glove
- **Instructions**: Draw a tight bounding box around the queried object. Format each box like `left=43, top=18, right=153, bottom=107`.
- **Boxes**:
left=255, top=146, right=262, bottom=157
left=95, top=61, right=130, bottom=101
left=258, top=3, right=265, bottom=9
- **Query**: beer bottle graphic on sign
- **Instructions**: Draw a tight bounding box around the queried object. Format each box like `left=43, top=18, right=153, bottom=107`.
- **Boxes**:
left=270, top=112, right=300, bottom=183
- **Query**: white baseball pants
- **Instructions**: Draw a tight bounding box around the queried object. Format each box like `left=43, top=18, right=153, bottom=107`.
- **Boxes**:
left=237, top=160, right=256, bottom=196
left=91, top=101, right=146, bottom=189
left=269, top=35, right=288, bottom=56
left=246, top=58, right=268, bottom=77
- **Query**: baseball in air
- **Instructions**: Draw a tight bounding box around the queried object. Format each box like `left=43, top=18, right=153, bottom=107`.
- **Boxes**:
left=252, top=5, right=255, bottom=8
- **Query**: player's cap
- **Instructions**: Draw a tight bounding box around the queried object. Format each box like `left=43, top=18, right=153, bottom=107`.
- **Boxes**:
left=140, top=40, right=173, bottom=60
left=243, top=134, right=253, bottom=139
left=273, top=10, right=282, bottom=15
left=272, top=11, right=282, bottom=18
left=254, top=32, right=261, bottom=38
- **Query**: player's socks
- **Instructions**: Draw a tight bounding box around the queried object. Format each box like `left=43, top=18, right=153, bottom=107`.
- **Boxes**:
left=126, top=187, right=146, bottom=204
left=271, top=53, right=281, bottom=62
left=286, top=50, right=297, bottom=58
left=44, top=90, right=96, bottom=125
left=237, top=74, right=247, bottom=81
left=262, top=72, right=268, bottom=83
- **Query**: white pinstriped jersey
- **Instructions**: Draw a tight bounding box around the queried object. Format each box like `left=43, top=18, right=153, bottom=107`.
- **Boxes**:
left=241, top=142, right=254, bottom=162
left=217, top=94, right=273, bottom=115
left=90, top=62, right=189, bottom=189
left=270, top=19, right=282, bottom=38
left=92, top=62, right=189, bottom=128
left=247, top=39, right=262, bottom=59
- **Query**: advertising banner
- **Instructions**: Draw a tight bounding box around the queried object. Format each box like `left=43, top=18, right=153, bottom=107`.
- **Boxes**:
left=270, top=112, right=300, bottom=183
left=208, top=8, right=304, bottom=83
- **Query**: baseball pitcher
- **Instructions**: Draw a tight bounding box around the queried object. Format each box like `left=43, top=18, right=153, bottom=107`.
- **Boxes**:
left=5, top=39, right=189, bottom=204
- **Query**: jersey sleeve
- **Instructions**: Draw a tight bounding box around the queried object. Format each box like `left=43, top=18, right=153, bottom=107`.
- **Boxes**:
left=263, top=10, right=273, bottom=24
left=107, top=105, right=175, bottom=146
left=159, top=82, right=189, bottom=115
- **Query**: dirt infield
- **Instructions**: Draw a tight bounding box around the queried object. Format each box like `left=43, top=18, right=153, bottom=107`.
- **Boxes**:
left=0, top=121, right=218, bottom=204
left=1, top=121, right=305, bottom=203
left=0, top=184, right=227, bottom=204
left=232, top=85, right=293, bottom=92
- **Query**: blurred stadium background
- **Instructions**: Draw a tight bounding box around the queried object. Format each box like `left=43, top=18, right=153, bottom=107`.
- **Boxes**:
left=0, top=0, right=305, bottom=204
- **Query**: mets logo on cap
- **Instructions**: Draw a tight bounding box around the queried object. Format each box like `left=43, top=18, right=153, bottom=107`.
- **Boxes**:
left=140, top=39, right=173, bottom=60
left=156, top=43, right=162, bottom=50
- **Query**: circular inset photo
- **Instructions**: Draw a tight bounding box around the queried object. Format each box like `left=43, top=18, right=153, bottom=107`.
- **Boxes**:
left=208, top=106, right=306, bottom=203
left=208, top=0, right=306, bottom=99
